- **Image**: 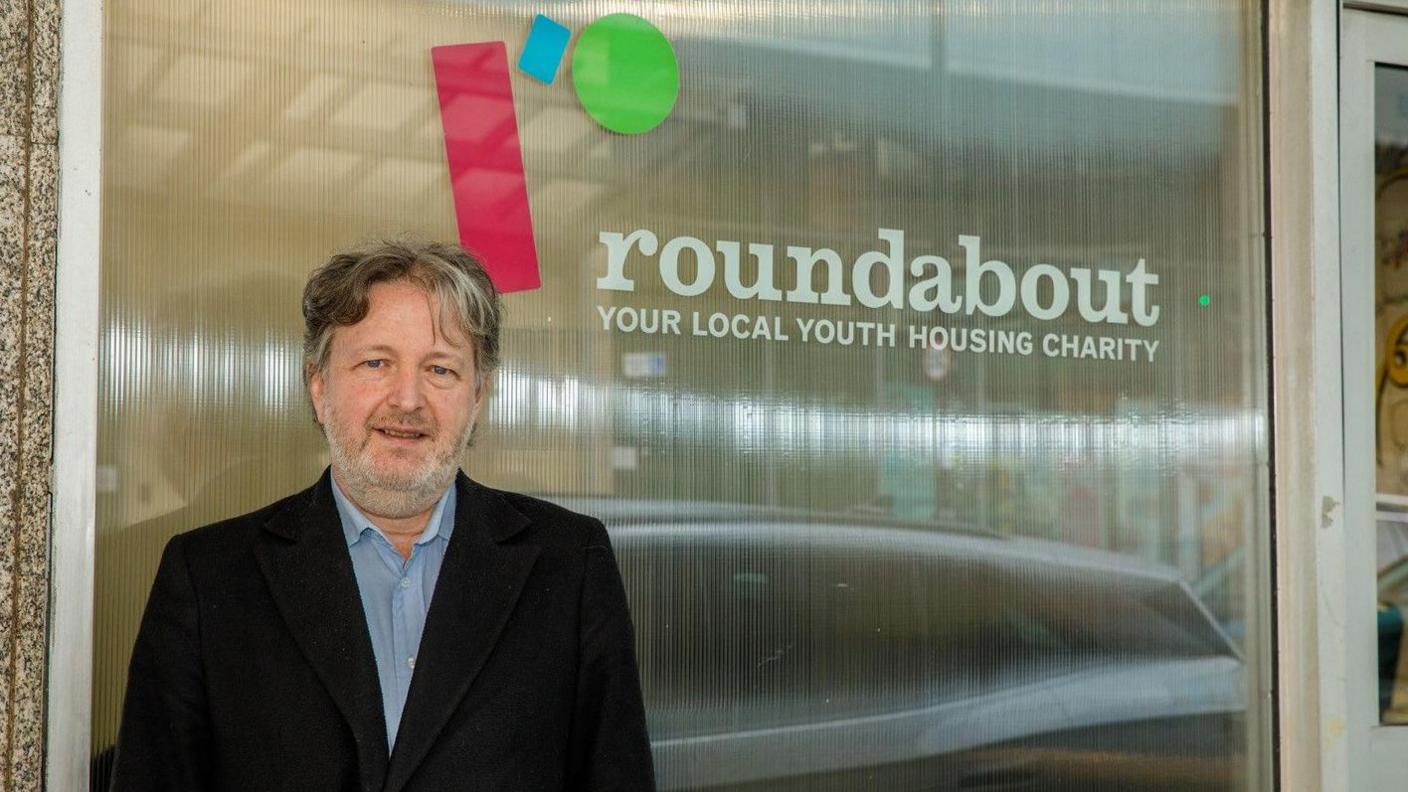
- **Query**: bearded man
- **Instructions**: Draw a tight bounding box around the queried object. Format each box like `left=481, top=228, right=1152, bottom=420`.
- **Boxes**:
left=110, top=241, right=656, bottom=792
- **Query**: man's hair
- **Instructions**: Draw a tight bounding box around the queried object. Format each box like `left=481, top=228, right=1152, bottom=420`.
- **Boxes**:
left=301, top=240, right=502, bottom=390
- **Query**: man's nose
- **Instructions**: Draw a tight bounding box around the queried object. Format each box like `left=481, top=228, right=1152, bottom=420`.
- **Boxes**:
left=386, top=366, right=426, bottom=411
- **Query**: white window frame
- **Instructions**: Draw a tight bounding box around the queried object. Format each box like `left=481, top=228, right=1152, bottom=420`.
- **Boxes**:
left=46, top=0, right=103, bottom=787
left=1340, top=9, right=1408, bottom=789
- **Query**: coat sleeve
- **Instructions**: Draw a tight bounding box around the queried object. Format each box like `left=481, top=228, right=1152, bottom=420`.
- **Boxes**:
left=109, top=533, right=213, bottom=792
left=567, top=522, right=657, bottom=791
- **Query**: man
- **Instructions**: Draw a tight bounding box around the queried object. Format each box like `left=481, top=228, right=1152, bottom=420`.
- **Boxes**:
left=111, top=241, right=656, bottom=791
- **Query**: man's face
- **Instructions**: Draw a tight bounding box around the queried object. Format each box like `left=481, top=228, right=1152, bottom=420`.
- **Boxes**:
left=308, top=280, right=485, bottom=517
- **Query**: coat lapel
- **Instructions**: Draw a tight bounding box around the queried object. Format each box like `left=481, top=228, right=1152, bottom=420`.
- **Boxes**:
left=254, top=470, right=390, bottom=789
left=383, top=473, right=539, bottom=792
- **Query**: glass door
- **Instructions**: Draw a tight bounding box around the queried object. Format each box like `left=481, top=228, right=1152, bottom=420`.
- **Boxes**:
left=1340, top=8, right=1408, bottom=788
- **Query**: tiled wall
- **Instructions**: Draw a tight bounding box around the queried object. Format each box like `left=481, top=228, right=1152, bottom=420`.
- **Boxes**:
left=0, top=0, right=59, bottom=787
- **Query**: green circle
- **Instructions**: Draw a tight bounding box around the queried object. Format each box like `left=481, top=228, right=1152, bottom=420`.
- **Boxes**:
left=1198, top=294, right=1211, bottom=307
left=571, top=13, right=679, bottom=135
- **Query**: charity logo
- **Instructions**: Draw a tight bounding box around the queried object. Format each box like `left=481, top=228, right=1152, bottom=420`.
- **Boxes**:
left=431, top=13, right=680, bottom=294
left=523, top=13, right=680, bottom=135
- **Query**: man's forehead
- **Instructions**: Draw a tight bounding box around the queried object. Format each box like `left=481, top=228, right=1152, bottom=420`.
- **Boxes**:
left=335, top=283, right=473, bottom=354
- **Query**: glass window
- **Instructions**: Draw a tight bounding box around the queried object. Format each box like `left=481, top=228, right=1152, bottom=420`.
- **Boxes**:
left=93, top=1, right=1270, bottom=789
left=1374, top=64, right=1408, bottom=725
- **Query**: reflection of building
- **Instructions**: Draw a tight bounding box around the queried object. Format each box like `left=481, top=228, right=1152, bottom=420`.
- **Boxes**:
left=2, top=1, right=1401, bottom=791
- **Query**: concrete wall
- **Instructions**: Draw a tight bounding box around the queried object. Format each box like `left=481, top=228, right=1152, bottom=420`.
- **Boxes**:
left=0, top=0, right=60, bottom=786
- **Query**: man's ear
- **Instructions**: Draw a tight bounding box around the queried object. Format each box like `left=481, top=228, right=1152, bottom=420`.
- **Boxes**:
left=307, top=365, right=327, bottom=425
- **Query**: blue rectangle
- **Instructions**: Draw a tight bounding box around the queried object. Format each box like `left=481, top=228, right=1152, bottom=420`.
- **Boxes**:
left=518, top=14, right=571, bottom=85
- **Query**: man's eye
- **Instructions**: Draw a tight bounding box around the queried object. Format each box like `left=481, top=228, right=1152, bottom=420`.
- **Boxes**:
left=364, top=359, right=384, bottom=369
left=431, top=365, right=453, bottom=376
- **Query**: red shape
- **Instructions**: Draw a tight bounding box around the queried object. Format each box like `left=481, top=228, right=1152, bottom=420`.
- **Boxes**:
left=432, top=42, right=541, bottom=293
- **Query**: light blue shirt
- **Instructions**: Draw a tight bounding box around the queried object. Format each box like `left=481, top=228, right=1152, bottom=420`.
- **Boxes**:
left=331, top=477, right=456, bottom=751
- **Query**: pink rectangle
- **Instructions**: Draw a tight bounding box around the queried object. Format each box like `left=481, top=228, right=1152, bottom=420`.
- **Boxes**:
left=432, top=42, right=541, bottom=293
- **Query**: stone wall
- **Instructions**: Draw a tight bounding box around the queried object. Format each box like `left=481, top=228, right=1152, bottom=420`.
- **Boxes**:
left=0, top=0, right=60, bottom=786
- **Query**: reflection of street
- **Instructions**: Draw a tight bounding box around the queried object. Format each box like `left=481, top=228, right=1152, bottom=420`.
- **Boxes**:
left=556, top=497, right=1246, bottom=791
left=497, top=364, right=1262, bottom=602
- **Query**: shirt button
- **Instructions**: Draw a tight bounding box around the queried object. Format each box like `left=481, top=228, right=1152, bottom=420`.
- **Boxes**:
left=407, top=657, right=416, bottom=670
left=400, top=577, right=411, bottom=589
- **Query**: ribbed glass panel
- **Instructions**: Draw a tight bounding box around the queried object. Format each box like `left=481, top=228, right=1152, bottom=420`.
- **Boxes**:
left=94, top=1, right=1270, bottom=789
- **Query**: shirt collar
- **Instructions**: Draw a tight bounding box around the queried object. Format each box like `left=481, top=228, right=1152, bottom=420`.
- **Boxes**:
left=329, top=474, right=456, bottom=549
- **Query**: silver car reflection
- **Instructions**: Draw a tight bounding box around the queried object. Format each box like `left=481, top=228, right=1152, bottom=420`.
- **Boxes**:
left=555, top=498, right=1246, bottom=792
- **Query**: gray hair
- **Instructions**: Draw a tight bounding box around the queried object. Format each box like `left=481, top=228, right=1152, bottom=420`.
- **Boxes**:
left=302, top=240, right=503, bottom=390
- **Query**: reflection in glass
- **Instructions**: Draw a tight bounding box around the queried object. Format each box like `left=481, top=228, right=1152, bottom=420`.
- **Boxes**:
left=1374, top=64, right=1408, bottom=725
left=94, top=0, right=1269, bottom=788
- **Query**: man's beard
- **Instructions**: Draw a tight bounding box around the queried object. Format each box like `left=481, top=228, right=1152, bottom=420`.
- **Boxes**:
left=323, top=405, right=472, bottom=519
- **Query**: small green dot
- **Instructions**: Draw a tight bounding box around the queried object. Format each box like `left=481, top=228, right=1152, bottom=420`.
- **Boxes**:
left=1198, top=294, right=1211, bottom=307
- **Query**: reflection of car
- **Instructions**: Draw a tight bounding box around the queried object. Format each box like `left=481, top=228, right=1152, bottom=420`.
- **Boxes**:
left=552, top=498, right=1246, bottom=792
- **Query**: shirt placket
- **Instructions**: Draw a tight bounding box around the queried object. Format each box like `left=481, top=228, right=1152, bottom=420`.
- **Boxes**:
left=391, top=546, right=420, bottom=707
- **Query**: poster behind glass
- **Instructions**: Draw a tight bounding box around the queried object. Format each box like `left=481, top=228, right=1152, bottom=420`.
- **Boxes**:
left=93, top=0, right=1270, bottom=788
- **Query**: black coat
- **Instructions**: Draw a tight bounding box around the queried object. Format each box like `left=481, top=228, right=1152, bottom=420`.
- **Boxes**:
left=110, top=470, right=656, bottom=792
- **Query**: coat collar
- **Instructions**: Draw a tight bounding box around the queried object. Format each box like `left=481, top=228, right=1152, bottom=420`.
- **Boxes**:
left=384, top=472, right=539, bottom=792
left=256, top=469, right=538, bottom=792
left=255, top=469, right=390, bottom=788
